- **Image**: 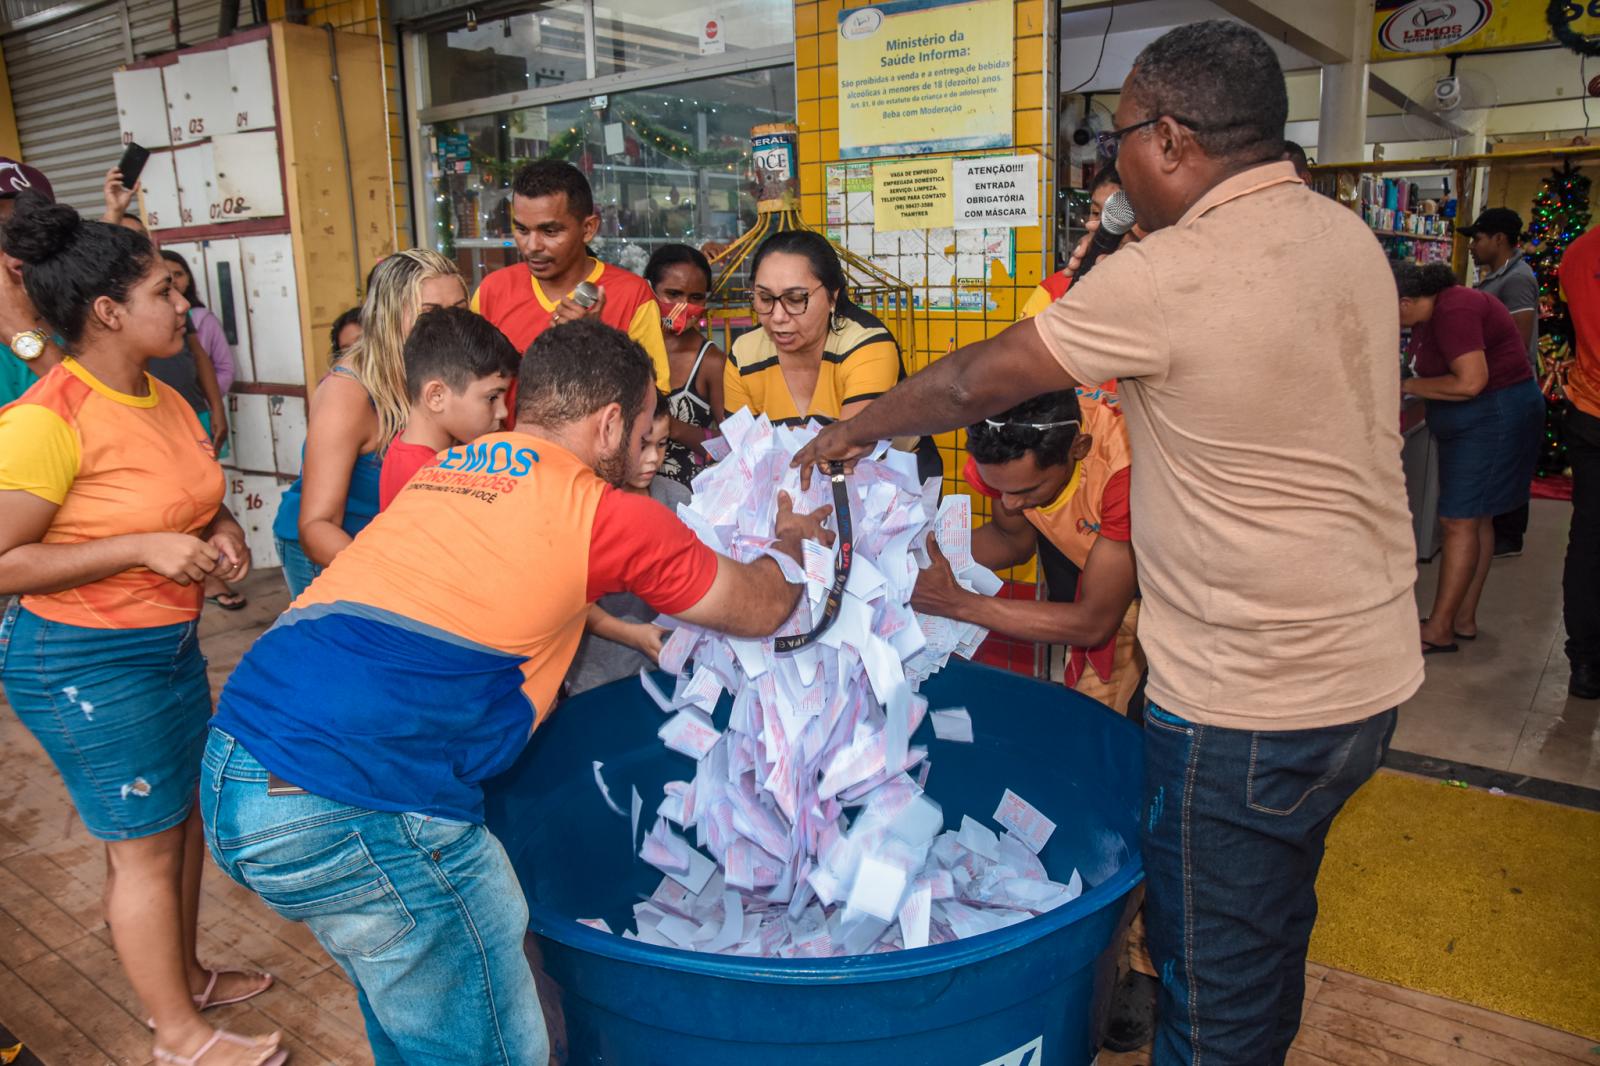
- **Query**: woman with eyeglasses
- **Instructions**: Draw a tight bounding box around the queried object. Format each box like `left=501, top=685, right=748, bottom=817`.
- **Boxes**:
left=724, top=231, right=919, bottom=447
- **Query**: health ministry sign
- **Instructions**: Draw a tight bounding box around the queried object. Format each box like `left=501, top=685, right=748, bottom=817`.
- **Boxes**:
left=1372, top=0, right=1600, bottom=59
left=837, top=0, right=1014, bottom=159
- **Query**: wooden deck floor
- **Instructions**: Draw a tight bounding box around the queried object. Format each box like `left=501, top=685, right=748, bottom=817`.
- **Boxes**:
left=1, top=573, right=1595, bottom=1065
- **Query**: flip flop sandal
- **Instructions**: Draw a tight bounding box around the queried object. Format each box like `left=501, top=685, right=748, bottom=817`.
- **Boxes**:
left=152, top=1029, right=285, bottom=1066
left=148, top=970, right=274, bottom=1027
left=207, top=593, right=248, bottom=612
left=1423, top=618, right=1476, bottom=642
left=1422, top=639, right=1460, bottom=655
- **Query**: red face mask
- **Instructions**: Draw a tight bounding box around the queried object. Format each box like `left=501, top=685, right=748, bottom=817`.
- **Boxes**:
left=662, top=300, right=707, bottom=335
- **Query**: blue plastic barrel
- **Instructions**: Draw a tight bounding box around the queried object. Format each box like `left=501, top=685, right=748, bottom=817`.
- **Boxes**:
left=484, top=659, right=1144, bottom=1066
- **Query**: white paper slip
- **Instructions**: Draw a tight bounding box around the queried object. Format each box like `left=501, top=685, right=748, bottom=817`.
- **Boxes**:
left=663, top=844, right=718, bottom=895
left=993, top=789, right=1057, bottom=854
left=575, top=918, right=613, bottom=933
left=638, top=669, right=675, bottom=713
left=956, top=814, right=1002, bottom=863
left=930, top=707, right=973, bottom=743
left=659, top=709, right=722, bottom=760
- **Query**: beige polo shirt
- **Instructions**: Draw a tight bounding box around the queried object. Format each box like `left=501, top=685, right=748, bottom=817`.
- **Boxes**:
left=1034, top=161, right=1424, bottom=730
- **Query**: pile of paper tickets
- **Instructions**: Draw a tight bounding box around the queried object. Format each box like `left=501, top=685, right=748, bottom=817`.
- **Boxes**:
left=590, top=412, right=1081, bottom=956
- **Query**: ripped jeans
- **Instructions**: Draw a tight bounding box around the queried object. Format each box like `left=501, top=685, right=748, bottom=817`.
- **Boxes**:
left=0, top=600, right=210, bottom=840
left=1139, top=704, right=1397, bottom=1066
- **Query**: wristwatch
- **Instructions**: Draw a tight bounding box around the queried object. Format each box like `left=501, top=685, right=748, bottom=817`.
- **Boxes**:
left=11, top=329, right=45, bottom=362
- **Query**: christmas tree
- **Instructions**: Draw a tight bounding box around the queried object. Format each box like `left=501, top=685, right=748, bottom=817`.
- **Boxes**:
left=1523, top=161, right=1591, bottom=478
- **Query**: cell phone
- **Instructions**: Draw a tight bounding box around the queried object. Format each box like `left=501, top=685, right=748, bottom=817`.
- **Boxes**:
left=117, top=142, right=150, bottom=189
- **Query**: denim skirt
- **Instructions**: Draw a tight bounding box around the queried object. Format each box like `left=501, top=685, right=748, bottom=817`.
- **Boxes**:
left=0, top=601, right=211, bottom=841
left=1428, top=378, right=1545, bottom=519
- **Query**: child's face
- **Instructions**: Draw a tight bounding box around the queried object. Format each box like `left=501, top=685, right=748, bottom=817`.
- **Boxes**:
left=627, top=412, right=671, bottom=490
left=436, top=373, right=512, bottom=443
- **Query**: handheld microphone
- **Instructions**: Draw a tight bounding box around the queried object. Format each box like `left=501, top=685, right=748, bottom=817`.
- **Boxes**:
left=570, top=280, right=600, bottom=308
left=1070, top=190, right=1136, bottom=282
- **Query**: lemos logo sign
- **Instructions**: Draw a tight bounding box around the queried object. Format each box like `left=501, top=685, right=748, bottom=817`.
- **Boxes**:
left=1378, top=1, right=1493, bottom=53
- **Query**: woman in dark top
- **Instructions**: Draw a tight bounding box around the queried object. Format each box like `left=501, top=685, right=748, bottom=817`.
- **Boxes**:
left=643, top=243, right=726, bottom=486
left=1395, top=262, right=1544, bottom=654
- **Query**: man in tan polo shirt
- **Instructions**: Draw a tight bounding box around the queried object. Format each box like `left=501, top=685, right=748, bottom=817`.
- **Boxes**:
left=797, top=20, right=1423, bottom=1065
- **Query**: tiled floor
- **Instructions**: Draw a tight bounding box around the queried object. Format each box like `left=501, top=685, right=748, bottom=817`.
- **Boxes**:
left=2, top=493, right=1595, bottom=1064
left=1399, top=499, right=1598, bottom=789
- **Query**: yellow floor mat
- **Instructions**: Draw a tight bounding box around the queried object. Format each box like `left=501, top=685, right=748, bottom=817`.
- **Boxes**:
left=1308, top=770, right=1600, bottom=1039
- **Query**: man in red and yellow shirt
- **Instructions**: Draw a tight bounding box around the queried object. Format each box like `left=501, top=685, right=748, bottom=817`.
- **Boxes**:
left=206, top=321, right=831, bottom=1063
left=471, top=159, right=669, bottom=408
left=911, top=387, right=1141, bottom=713
left=1558, top=226, right=1600, bottom=698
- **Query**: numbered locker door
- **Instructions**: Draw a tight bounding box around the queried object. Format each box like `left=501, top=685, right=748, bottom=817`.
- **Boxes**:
left=139, top=151, right=182, bottom=232
left=203, top=238, right=254, bottom=381
left=172, top=143, right=217, bottom=230
left=164, top=49, right=230, bottom=146
left=240, top=234, right=302, bottom=385
left=113, top=68, right=171, bottom=149
left=225, top=472, right=287, bottom=569
left=228, top=40, right=277, bottom=132
left=213, top=132, right=285, bottom=220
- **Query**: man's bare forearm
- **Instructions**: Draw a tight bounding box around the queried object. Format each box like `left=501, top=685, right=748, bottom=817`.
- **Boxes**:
left=836, top=321, right=1077, bottom=447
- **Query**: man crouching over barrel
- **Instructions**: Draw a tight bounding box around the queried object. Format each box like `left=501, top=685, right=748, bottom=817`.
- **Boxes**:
left=201, top=320, right=831, bottom=1065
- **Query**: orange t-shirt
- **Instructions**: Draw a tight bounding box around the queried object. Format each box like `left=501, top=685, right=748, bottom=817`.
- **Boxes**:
left=0, top=359, right=224, bottom=628
left=1559, top=227, right=1600, bottom=418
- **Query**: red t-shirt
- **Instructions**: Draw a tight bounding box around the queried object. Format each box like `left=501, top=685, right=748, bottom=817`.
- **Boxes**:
left=1408, top=285, right=1534, bottom=394
left=379, top=438, right=442, bottom=511
left=586, top=488, right=718, bottom=606
left=1560, top=227, right=1600, bottom=418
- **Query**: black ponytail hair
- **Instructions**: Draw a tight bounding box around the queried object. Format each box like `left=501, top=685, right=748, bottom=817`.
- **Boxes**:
left=644, top=243, right=713, bottom=292
left=2, top=192, right=157, bottom=346
left=749, top=229, right=856, bottom=322
left=158, top=248, right=203, bottom=308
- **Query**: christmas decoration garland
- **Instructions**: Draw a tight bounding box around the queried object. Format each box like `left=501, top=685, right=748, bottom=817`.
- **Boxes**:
left=1548, top=0, right=1600, bottom=57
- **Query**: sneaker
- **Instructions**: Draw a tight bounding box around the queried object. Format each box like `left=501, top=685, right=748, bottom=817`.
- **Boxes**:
left=1572, top=662, right=1600, bottom=700
left=1102, top=971, right=1159, bottom=1052
left=1492, top=538, right=1523, bottom=559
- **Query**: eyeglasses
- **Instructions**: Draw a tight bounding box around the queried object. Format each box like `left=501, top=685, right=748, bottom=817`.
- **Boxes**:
left=1096, top=114, right=1217, bottom=161
left=983, top=417, right=1080, bottom=433
left=753, top=284, right=824, bottom=316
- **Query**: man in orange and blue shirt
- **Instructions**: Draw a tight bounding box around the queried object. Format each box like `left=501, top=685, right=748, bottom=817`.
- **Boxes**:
left=203, top=321, right=831, bottom=1065
left=471, top=159, right=670, bottom=410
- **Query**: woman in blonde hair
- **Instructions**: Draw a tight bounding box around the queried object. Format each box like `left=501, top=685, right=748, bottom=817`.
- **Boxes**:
left=271, top=250, right=467, bottom=596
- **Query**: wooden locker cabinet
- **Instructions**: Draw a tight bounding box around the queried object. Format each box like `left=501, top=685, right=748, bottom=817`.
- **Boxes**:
left=116, top=24, right=396, bottom=565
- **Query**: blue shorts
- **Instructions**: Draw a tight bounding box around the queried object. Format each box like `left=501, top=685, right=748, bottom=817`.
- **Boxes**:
left=0, top=601, right=212, bottom=841
left=1428, top=378, right=1545, bottom=520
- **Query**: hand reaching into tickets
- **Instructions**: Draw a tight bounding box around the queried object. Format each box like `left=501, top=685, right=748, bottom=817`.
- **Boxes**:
left=772, top=490, right=834, bottom=564
left=626, top=621, right=669, bottom=663
left=910, top=535, right=968, bottom=619
left=791, top=424, right=872, bottom=489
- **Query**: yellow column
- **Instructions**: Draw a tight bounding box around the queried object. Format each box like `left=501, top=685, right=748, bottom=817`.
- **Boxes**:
left=793, top=0, right=1056, bottom=580
left=0, top=47, right=23, bottom=161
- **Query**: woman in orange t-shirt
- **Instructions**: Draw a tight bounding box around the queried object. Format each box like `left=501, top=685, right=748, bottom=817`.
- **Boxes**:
left=0, top=197, right=283, bottom=1066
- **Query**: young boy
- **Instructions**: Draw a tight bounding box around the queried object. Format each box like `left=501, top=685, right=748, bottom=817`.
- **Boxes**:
left=566, top=392, right=691, bottom=694
left=379, top=307, right=519, bottom=510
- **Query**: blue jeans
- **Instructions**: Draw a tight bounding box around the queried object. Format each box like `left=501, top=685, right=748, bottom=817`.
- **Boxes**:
left=1141, top=704, right=1397, bottom=1066
left=201, top=729, right=548, bottom=1066
left=274, top=535, right=321, bottom=599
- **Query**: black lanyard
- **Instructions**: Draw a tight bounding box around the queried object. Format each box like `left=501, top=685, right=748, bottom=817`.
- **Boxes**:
left=774, top=462, right=853, bottom=654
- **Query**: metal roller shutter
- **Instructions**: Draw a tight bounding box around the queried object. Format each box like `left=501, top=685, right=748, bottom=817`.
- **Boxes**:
left=3, top=3, right=128, bottom=212
left=2, top=0, right=232, bottom=214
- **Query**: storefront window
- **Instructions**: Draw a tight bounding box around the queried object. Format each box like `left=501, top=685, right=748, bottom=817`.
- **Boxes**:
left=593, top=0, right=794, bottom=76
left=426, top=4, right=588, bottom=108
left=425, top=66, right=796, bottom=284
